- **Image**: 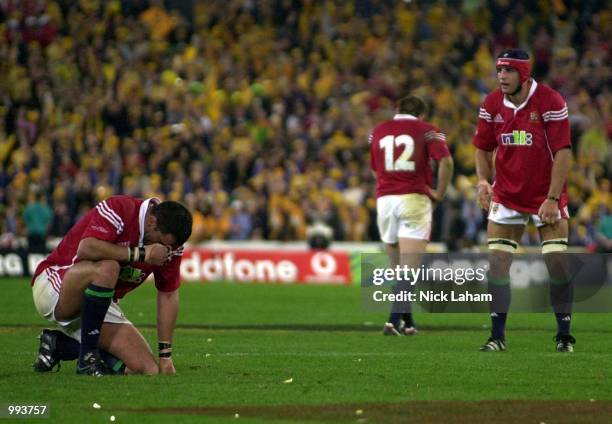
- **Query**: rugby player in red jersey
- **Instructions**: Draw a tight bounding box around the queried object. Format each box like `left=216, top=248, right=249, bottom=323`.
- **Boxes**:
left=473, top=49, right=575, bottom=352
left=32, top=196, right=192, bottom=375
left=370, top=95, right=454, bottom=335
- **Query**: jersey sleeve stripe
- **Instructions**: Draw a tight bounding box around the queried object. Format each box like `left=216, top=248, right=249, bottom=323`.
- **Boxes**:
left=542, top=111, right=568, bottom=117
left=542, top=109, right=568, bottom=116
left=542, top=106, right=568, bottom=115
left=542, top=112, right=568, bottom=118
left=542, top=110, right=569, bottom=121
left=542, top=108, right=568, bottom=118
left=96, top=203, right=124, bottom=234
left=100, top=201, right=125, bottom=232
left=542, top=113, right=568, bottom=119
left=96, top=203, right=122, bottom=233
left=425, top=131, right=446, bottom=142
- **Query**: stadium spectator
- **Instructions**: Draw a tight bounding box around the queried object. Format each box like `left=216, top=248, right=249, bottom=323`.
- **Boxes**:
left=49, top=198, right=71, bottom=238
left=0, top=200, right=19, bottom=249
left=594, top=207, right=612, bottom=253
left=0, top=1, right=608, bottom=251
left=22, top=190, right=53, bottom=252
left=228, top=199, right=253, bottom=240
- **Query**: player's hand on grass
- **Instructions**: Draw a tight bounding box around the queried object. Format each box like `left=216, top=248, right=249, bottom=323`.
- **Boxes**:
left=477, top=180, right=493, bottom=210
left=144, top=243, right=172, bottom=266
left=538, top=198, right=560, bottom=225
left=159, top=357, right=176, bottom=374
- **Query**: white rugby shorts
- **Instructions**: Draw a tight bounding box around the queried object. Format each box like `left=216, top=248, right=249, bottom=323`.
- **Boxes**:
left=377, top=193, right=432, bottom=243
left=32, top=270, right=131, bottom=342
left=488, top=201, right=569, bottom=227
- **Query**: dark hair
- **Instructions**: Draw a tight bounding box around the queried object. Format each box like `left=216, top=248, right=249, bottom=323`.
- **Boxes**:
left=151, top=201, right=193, bottom=246
left=497, top=48, right=530, bottom=60
left=397, top=95, right=427, bottom=117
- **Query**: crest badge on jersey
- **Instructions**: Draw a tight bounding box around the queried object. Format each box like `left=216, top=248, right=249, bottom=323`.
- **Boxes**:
left=530, top=111, right=539, bottom=122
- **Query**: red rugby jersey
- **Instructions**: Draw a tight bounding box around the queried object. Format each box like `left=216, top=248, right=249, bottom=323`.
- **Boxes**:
left=369, top=114, right=450, bottom=199
left=472, top=81, right=571, bottom=213
left=32, top=196, right=184, bottom=300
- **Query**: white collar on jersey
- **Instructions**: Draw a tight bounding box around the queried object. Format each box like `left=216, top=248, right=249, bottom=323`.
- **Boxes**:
left=139, top=197, right=161, bottom=247
left=503, top=79, right=538, bottom=112
left=393, top=114, right=418, bottom=120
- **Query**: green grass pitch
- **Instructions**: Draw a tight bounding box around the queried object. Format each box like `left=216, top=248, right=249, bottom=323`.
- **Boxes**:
left=1, top=277, right=611, bottom=423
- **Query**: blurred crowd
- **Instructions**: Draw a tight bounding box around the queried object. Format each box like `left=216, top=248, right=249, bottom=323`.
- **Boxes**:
left=0, top=0, right=610, bottom=251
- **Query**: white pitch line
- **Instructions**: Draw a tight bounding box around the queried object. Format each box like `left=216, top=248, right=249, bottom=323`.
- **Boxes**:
left=216, top=352, right=414, bottom=357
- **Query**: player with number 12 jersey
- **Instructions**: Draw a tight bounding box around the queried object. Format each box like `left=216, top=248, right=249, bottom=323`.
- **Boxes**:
left=370, top=116, right=451, bottom=202
left=368, top=95, right=453, bottom=337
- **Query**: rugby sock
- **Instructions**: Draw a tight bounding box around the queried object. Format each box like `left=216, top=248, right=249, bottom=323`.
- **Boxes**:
left=402, top=313, right=415, bottom=328
left=52, top=331, right=124, bottom=372
left=549, top=276, right=573, bottom=337
left=487, top=272, right=511, bottom=341
left=53, top=331, right=79, bottom=360
left=79, top=284, right=114, bottom=361
left=100, top=350, right=126, bottom=374
left=555, top=313, right=571, bottom=336
left=388, top=282, right=411, bottom=327
left=491, top=312, right=507, bottom=340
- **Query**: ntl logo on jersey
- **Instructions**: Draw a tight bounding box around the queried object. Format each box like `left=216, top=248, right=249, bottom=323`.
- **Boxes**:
left=501, top=130, right=533, bottom=146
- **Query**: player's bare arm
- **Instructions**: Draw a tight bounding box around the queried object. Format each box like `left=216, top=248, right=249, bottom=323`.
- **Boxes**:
left=431, top=156, right=454, bottom=202
left=157, top=289, right=179, bottom=374
left=475, top=149, right=494, bottom=210
left=76, top=237, right=132, bottom=262
left=538, top=148, right=572, bottom=224
left=77, top=237, right=170, bottom=266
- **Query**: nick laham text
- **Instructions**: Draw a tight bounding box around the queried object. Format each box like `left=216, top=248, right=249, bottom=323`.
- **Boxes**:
left=373, top=291, right=492, bottom=302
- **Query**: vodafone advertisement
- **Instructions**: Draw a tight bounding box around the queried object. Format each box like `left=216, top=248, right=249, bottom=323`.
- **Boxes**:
left=180, top=248, right=352, bottom=285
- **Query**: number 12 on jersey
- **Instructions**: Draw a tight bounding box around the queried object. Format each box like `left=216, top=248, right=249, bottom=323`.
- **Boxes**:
left=380, top=135, right=415, bottom=172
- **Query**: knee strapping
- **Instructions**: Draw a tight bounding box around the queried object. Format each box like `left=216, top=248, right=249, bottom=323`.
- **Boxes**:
left=542, top=238, right=568, bottom=254
left=488, top=238, right=518, bottom=253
